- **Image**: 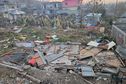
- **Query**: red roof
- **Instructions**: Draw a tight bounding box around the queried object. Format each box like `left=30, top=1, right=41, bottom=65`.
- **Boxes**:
left=63, top=0, right=80, bottom=8
left=28, top=53, right=44, bottom=66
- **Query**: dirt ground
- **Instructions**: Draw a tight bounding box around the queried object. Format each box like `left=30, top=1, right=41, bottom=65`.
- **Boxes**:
left=0, top=65, right=122, bottom=84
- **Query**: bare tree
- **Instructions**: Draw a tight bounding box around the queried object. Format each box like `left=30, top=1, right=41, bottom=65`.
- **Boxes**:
left=85, top=0, right=106, bottom=16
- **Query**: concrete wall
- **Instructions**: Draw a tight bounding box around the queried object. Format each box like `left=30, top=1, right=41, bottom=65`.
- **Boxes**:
left=112, top=25, right=126, bottom=45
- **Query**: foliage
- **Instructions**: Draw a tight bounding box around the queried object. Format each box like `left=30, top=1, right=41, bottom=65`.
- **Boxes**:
left=13, top=15, right=78, bottom=29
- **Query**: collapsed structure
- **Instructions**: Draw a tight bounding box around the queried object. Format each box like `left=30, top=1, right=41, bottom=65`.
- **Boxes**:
left=0, top=0, right=126, bottom=84
left=0, top=34, right=126, bottom=84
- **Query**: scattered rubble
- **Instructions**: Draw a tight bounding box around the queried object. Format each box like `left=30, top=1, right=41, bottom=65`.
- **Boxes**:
left=0, top=27, right=126, bottom=84
left=0, top=36, right=125, bottom=84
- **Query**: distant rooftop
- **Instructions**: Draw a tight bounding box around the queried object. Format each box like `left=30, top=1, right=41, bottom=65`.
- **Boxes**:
left=9, top=9, right=25, bottom=15
left=86, top=13, right=102, bottom=17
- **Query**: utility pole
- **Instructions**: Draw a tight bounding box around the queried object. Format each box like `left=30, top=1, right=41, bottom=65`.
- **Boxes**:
left=115, top=0, right=118, bottom=17
left=80, top=0, right=83, bottom=28
left=52, top=0, right=57, bottom=34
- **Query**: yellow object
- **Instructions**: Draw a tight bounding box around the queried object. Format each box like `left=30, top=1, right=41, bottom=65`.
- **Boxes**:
left=18, top=35, right=27, bottom=40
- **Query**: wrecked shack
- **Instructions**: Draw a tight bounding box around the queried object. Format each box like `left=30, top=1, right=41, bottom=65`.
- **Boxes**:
left=0, top=37, right=125, bottom=84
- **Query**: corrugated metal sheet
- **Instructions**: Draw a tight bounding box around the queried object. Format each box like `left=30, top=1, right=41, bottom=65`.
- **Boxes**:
left=81, top=66, right=95, bottom=77
left=116, top=45, right=126, bottom=59
left=15, top=42, right=35, bottom=48
left=45, top=49, right=66, bottom=63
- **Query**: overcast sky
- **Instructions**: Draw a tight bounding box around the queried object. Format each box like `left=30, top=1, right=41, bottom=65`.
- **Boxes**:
left=37, top=0, right=125, bottom=4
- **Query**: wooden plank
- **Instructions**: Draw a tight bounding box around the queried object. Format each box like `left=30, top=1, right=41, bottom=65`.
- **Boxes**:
left=0, top=62, right=42, bottom=84
left=18, top=72, right=42, bottom=84
left=79, top=48, right=102, bottom=60
left=0, top=62, right=23, bottom=71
